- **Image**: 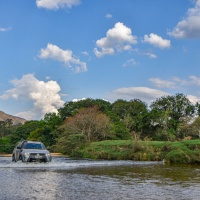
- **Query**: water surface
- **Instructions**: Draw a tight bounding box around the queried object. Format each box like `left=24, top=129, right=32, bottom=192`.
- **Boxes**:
left=0, top=156, right=199, bottom=200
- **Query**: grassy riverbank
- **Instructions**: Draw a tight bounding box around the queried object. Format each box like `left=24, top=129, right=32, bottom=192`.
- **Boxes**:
left=74, top=139, right=200, bottom=164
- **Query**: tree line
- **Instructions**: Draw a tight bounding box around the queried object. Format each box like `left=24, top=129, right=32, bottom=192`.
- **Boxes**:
left=1, top=93, right=200, bottom=154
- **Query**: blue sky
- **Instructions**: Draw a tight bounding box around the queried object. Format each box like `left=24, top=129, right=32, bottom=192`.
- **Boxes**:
left=1, top=0, right=200, bottom=120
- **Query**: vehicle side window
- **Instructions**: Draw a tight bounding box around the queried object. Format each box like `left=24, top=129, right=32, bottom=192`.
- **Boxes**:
left=16, top=142, right=22, bottom=148
left=21, top=141, right=27, bottom=149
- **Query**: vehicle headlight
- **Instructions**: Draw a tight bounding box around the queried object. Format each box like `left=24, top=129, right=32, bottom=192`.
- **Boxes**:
left=24, top=152, right=30, bottom=157
left=45, top=153, right=51, bottom=157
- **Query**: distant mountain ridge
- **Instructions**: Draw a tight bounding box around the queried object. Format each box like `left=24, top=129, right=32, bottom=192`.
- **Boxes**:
left=0, top=111, right=26, bottom=125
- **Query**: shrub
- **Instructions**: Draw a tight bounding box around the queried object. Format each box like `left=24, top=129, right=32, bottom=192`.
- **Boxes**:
left=0, top=137, right=13, bottom=153
left=165, top=150, right=191, bottom=164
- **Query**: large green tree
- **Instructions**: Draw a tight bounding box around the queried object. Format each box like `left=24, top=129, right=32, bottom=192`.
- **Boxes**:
left=150, top=93, right=195, bottom=140
left=10, top=120, right=42, bottom=144
left=28, top=125, right=54, bottom=147
left=111, top=99, right=149, bottom=137
left=58, top=98, right=111, bottom=121
left=179, top=116, right=200, bottom=139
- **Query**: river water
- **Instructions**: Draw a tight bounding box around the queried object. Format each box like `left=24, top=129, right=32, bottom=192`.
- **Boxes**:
left=0, top=156, right=199, bottom=200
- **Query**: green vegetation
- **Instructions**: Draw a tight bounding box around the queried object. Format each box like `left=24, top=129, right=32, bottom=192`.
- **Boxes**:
left=74, top=139, right=200, bottom=164
left=0, top=137, right=13, bottom=153
left=0, top=93, right=200, bottom=164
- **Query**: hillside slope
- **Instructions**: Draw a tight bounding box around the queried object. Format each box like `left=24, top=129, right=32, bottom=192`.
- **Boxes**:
left=0, top=111, right=26, bottom=125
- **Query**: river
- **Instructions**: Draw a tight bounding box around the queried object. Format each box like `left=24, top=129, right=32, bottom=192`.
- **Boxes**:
left=0, top=156, right=199, bottom=200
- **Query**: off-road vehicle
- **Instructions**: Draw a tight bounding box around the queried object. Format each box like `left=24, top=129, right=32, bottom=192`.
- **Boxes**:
left=12, top=140, right=52, bottom=162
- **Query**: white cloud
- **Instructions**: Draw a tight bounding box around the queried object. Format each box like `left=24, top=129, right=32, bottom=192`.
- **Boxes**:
left=109, top=87, right=169, bottom=103
left=171, top=76, right=190, bottom=85
left=143, top=33, right=171, bottom=49
left=81, top=51, right=89, bottom=56
left=94, top=22, right=137, bottom=57
left=106, top=14, right=112, bottom=18
left=0, top=74, right=65, bottom=119
left=133, top=49, right=157, bottom=59
left=168, top=0, right=200, bottom=38
left=0, top=27, right=12, bottom=32
left=143, top=52, right=157, bottom=59
left=189, top=75, right=200, bottom=85
left=123, top=59, right=137, bottom=67
left=150, top=75, right=200, bottom=89
left=36, top=0, right=80, bottom=10
left=72, top=97, right=86, bottom=102
left=15, top=110, right=39, bottom=121
left=149, top=78, right=176, bottom=88
left=39, top=43, right=87, bottom=73
left=187, top=95, right=200, bottom=104
left=150, top=76, right=193, bottom=89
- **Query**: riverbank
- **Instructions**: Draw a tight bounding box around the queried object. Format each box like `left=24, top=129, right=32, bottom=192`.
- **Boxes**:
left=75, top=139, right=200, bottom=164
left=1, top=140, right=200, bottom=164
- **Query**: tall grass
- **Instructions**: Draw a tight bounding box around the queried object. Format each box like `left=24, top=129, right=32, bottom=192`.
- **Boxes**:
left=73, top=139, right=200, bottom=164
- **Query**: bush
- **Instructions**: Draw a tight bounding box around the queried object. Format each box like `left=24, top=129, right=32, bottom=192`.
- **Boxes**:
left=0, top=137, right=13, bottom=153
left=56, top=134, right=86, bottom=155
left=165, top=150, right=191, bottom=164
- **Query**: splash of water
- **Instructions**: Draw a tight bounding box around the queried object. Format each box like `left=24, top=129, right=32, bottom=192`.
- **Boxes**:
left=0, top=156, right=163, bottom=170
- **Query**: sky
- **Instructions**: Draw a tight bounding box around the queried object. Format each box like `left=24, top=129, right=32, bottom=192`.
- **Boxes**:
left=1, top=0, right=200, bottom=120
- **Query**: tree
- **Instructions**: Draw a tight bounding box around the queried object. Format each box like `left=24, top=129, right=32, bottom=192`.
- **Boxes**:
left=58, top=98, right=111, bottom=121
left=0, top=121, right=6, bottom=138
left=62, top=106, right=111, bottom=142
left=188, top=117, right=200, bottom=138
left=0, top=119, right=13, bottom=138
left=111, top=99, right=149, bottom=137
left=179, top=116, right=200, bottom=139
left=28, top=125, right=54, bottom=147
left=150, top=93, right=195, bottom=140
left=10, top=120, right=42, bottom=144
left=56, top=106, right=112, bottom=154
left=44, top=112, right=62, bottom=129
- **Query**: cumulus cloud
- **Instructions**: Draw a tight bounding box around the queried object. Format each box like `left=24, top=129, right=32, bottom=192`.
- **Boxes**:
left=143, top=33, right=171, bottom=49
left=39, top=43, right=87, bottom=73
left=109, top=87, right=169, bottom=103
left=168, top=0, right=200, bottom=38
left=15, top=110, right=39, bottom=121
left=187, top=95, right=200, bottom=104
left=94, top=22, right=137, bottom=57
left=149, top=78, right=176, bottom=88
left=0, top=27, right=12, bottom=32
left=36, top=0, right=80, bottom=10
left=0, top=74, right=65, bottom=119
left=72, top=97, right=86, bottom=102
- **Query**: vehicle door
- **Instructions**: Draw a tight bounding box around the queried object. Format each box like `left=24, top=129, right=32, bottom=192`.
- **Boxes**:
left=14, top=142, right=23, bottom=161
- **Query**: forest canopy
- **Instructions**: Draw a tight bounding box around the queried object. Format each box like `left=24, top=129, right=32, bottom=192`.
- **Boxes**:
left=0, top=93, right=200, bottom=154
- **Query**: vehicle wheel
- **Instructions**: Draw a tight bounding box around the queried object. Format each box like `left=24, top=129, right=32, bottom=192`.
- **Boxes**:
left=12, top=155, right=16, bottom=162
left=21, top=156, right=26, bottom=163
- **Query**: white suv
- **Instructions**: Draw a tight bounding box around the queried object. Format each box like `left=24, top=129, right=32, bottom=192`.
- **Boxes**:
left=12, top=140, right=52, bottom=162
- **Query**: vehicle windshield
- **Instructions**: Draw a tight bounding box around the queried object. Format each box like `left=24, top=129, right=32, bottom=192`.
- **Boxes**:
left=23, top=143, right=45, bottom=149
